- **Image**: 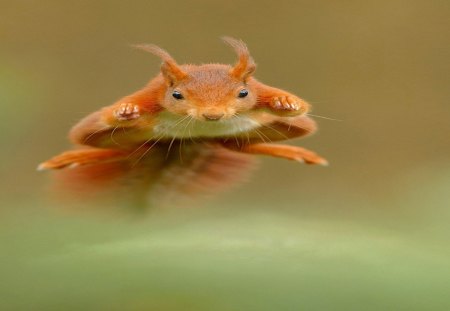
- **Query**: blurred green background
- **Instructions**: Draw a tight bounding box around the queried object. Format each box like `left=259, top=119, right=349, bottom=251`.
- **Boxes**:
left=1, top=0, right=449, bottom=310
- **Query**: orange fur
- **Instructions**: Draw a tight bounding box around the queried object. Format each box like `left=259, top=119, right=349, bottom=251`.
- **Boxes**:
left=39, top=37, right=326, bottom=206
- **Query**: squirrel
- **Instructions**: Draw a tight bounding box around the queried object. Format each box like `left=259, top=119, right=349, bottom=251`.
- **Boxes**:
left=38, top=37, right=327, bottom=205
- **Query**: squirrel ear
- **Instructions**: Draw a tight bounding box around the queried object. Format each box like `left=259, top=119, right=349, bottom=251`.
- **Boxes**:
left=133, top=44, right=187, bottom=86
left=222, top=37, right=256, bottom=82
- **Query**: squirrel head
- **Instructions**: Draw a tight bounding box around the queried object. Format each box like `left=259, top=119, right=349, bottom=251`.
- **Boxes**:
left=135, top=37, right=257, bottom=121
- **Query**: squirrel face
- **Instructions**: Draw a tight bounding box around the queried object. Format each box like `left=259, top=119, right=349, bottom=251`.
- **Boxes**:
left=136, top=37, right=257, bottom=122
left=161, top=64, right=257, bottom=121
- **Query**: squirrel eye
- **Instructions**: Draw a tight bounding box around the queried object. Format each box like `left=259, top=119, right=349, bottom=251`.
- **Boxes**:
left=238, top=89, right=249, bottom=98
left=172, top=90, right=184, bottom=100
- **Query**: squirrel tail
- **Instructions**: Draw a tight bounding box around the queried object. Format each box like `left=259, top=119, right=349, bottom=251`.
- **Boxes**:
left=39, top=142, right=256, bottom=208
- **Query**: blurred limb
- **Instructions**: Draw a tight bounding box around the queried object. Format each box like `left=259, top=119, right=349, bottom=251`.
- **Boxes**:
left=223, top=142, right=328, bottom=165
left=37, top=148, right=128, bottom=170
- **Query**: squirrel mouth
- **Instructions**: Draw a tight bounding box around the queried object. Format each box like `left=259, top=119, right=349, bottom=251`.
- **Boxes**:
left=202, top=113, right=225, bottom=121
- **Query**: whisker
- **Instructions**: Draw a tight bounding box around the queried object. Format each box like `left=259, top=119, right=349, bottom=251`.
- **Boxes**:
left=307, top=113, right=342, bottom=121
left=230, top=115, right=242, bottom=147
left=83, top=126, right=110, bottom=143
left=165, top=135, right=178, bottom=159
left=235, top=114, right=250, bottom=146
left=237, top=119, right=248, bottom=147
left=128, top=136, right=156, bottom=158
left=164, top=116, right=189, bottom=159
left=179, top=116, right=194, bottom=163
left=110, top=126, right=121, bottom=146
left=132, top=134, right=165, bottom=167
left=129, top=115, right=190, bottom=159
left=186, top=117, right=196, bottom=143
left=258, top=129, right=273, bottom=143
left=231, top=114, right=252, bottom=145
left=174, top=115, right=194, bottom=162
left=260, top=123, right=289, bottom=140
left=172, top=114, right=192, bottom=128
left=253, top=128, right=268, bottom=143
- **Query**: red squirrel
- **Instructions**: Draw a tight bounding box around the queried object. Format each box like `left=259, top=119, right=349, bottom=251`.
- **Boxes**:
left=38, top=37, right=327, bottom=203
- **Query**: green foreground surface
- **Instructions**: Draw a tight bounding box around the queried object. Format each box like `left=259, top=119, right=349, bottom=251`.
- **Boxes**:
left=2, top=179, right=449, bottom=311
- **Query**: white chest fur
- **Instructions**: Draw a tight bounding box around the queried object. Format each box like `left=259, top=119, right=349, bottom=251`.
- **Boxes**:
left=153, top=111, right=260, bottom=138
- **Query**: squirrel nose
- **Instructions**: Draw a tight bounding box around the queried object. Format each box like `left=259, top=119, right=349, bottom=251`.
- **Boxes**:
left=202, top=113, right=224, bottom=121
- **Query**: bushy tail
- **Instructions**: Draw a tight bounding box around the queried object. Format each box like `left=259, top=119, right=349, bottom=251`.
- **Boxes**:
left=39, top=142, right=255, bottom=208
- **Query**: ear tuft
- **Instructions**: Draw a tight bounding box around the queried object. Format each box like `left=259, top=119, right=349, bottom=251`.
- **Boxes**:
left=133, top=44, right=187, bottom=85
left=222, top=37, right=256, bottom=81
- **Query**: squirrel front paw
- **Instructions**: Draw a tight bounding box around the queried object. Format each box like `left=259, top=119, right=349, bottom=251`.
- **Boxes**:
left=269, top=96, right=307, bottom=116
left=113, top=103, right=140, bottom=121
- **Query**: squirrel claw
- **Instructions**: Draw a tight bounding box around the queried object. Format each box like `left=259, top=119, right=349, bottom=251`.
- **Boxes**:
left=114, top=103, right=140, bottom=121
left=270, top=96, right=304, bottom=115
